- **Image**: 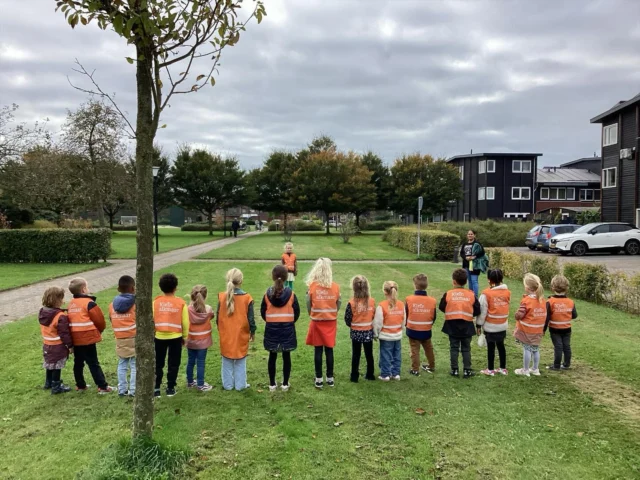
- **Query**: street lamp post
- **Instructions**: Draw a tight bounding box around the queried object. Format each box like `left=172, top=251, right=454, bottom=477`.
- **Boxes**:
left=152, top=166, right=160, bottom=253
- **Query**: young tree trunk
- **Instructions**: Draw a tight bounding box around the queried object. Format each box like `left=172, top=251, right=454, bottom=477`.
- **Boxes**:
left=355, top=212, right=361, bottom=228
left=283, top=212, right=288, bottom=232
left=108, top=212, right=114, bottom=230
left=132, top=43, right=156, bottom=440
left=208, top=211, right=214, bottom=236
left=325, top=211, right=330, bottom=235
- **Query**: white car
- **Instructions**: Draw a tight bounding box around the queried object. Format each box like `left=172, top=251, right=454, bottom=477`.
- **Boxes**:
left=550, top=222, right=640, bottom=256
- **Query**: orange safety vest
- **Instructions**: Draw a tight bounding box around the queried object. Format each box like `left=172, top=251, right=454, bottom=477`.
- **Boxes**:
left=517, top=295, right=547, bottom=334
left=548, top=297, right=574, bottom=329
left=153, top=296, right=186, bottom=333
left=282, top=253, right=297, bottom=272
left=264, top=294, right=295, bottom=323
left=217, top=292, right=253, bottom=359
left=348, top=297, right=375, bottom=331
left=380, top=299, right=404, bottom=335
left=187, top=309, right=213, bottom=342
left=41, top=311, right=65, bottom=345
left=308, top=282, right=340, bottom=321
left=444, top=289, right=476, bottom=322
left=67, top=297, right=98, bottom=334
left=482, top=288, right=511, bottom=325
left=109, top=304, right=137, bottom=339
left=405, top=295, right=436, bottom=331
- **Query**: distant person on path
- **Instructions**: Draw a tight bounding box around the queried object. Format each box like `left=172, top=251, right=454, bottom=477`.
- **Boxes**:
left=281, top=242, right=297, bottom=290
left=460, top=230, right=487, bottom=297
left=39, top=286, right=73, bottom=394
left=186, top=285, right=214, bottom=392
left=109, top=275, right=137, bottom=397
left=232, top=218, right=240, bottom=238
left=345, top=275, right=376, bottom=382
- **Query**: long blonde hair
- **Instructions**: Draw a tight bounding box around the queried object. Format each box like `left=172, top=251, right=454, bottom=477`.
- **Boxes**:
left=351, top=275, right=370, bottom=308
left=383, top=280, right=399, bottom=308
left=190, top=285, right=208, bottom=313
left=225, top=268, right=243, bottom=314
left=523, top=273, right=544, bottom=300
left=306, top=257, right=333, bottom=287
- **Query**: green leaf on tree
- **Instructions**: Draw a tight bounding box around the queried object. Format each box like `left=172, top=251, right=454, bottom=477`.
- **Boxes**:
left=125, top=57, right=135, bottom=64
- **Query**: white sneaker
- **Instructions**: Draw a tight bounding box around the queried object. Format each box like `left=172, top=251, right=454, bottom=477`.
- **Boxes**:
left=269, top=385, right=277, bottom=392
left=515, top=368, right=530, bottom=377
left=378, top=375, right=390, bottom=382
left=393, top=375, right=401, bottom=381
left=281, top=384, right=290, bottom=392
left=530, top=369, right=541, bottom=376
left=496, top=368, right=508, bottom=376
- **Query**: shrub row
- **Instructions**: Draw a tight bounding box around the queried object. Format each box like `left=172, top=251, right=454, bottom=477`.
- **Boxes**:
left=267, top=221, right=323, bottom=232
left=181, top=222, right=234, bottom=232
left=111, top=225, right=138, bottom=231
left=0, top=228, right=111, bottom=263
left=361, top=220, right=401, bottom=231
left=383, top=227, right=459, bottom=261
left=423, top=220, right=536, bottom=247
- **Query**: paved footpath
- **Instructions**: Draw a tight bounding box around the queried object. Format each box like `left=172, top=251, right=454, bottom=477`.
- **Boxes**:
left=0, top=231, right=261, bottom=326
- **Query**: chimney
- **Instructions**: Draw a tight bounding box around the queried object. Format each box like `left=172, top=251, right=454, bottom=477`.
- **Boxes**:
left=470, top=149, right=473, bottom=154
left=594, top=152, right=597, bottom=157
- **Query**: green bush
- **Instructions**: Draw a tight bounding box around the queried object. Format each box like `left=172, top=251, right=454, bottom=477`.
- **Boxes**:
left=423, top=220, right=536, bottom=247
left=246, top=219, right=256, bottom=225
left=111, top=225, right=138, bottom=231
left=563, top=263, right=611, bottom=304
left=530, top=256, right=561, bottom=287
left=23, top=219, right=59, bottom=229
left=361, top=220, right=401, bottom=231
left=294, top=221, right=322, bottom=231
left=383, top=227, right=458, bottom=260
left=181, top=222, right=233, bottom=232
left=0, top=228, right=111, bottom=263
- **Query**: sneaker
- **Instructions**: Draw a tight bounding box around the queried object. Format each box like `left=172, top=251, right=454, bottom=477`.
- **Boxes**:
left=154, top=389, right=161, bottom=398
left=166, top=387, right=177, bottom=397
left=449, top=369, right=459, bottom=377
left=118, top=392, right=128, bottom=397
left=421, top=365, right=434, bottom=373
left=496, top=368, right=508, bottom=376
left=546, top=365, right=561, bottom=371
left=378, top=375, right=390, bottom=382
left=393, top=375, right=401, bottom=381
left=269, top=385, right=277, bottom=392
left=463, top=370, right=475, bottom=379
left=128, top=392, right=135, bottom=398
left=515, top=368, right=530, bottom=377
left=409, top=370, right=420, bottom=376
left=530, top=369, right=541, bottom=376
left=480, top=369, right=495, bottom=376
left=243, top=384, right=251, bottom=390
left=76, top=384, right=91, bottom=392
left=51, top=381, right=71, bottom=394
left=98, top=386, right=116, bottom=394
left=560, top=365, right=571, bottom=370
left=326, top=377, right=335, bottom=387
left=186, top=381, right=197, bottom=388
left=281, top=384, right=290, bottom=392
left=197, top=383, right=213, bottom=392
left=314, top=378, right=323, bottom=389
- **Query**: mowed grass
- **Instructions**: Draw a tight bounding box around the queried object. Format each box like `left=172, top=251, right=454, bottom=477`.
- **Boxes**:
left=110, top=229, right=232, bottom=259
left=0, top=263, right=107, bottom=291
left=1, top=261, right=640, bottom=479
left=198, top=232, right=415, bottom=260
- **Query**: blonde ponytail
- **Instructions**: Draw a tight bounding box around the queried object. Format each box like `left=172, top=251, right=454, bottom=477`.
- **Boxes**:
left=190, top=285, right=208, bottom=313
left=523, top=273, right=544, bottom=300
left=383, top=280, right=399, bottom=308
left=225, top=268, right=243, bottom=314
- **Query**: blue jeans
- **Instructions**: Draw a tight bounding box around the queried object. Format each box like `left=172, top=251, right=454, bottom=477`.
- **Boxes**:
left=117, top=356, right=136, bottom=395
left=221, top=356, right=248, bottom=391
left=379, top=340, right=401, bottom=377
left=467, top=270, right=479, bottom=297
left=187, top=349, right=208, bottom=387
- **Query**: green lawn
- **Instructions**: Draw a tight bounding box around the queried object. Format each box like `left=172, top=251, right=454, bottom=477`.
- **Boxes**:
left=1, top=261, right=639, bottom=479
left=0, top=263, right=107, bottom=291
left=110, top=229, right=231, bottom=259
left=198, top=232, right=415, bottom=260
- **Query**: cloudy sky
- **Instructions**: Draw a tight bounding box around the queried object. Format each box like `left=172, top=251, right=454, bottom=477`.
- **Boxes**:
left=2, top=0, right=639, bottom=168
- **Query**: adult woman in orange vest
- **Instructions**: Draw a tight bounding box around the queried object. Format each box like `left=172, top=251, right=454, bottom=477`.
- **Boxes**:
left=344, top=275, right=376, bottom=382
left=373, top=281, right=405, bottom=381
left=186, top=285, right=214, bottom=392
left=39, top=286, right=73, bottom=394
left=217, top=268, right=256, bottom=391
left=476, top=269, right=511, bottom=376
left=514, top=273, right=546, bottom=377
left=305, top=258, right=341, bottom=389
left=261, top=265, right=301, bottom=392
left=544, top=275, right=577, bottom=371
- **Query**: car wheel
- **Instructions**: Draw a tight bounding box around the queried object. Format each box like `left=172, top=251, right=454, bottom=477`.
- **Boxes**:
left=571, top=241, right=588, bottom=257
left=624, top=240, right=640, bottom=255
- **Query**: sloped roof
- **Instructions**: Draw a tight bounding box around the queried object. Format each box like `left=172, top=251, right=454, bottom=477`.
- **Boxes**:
left=590, top=92, right=640, bottom=123
left=559, top=157, right=601, bottom=168
left=446, top=152, right=542, bottom=162
left=537, top=168, right=600, bottom=184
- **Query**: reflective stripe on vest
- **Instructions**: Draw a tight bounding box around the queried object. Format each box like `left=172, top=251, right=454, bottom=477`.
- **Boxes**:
left=517, top=295, right=546, bottom=334
left=405, top=295, right=436, bottom=331
left=264, top=294, right=295, bottom=323
left=109, top=303, right=137, bottom=339
left=548, top=297, right=574, bottom=329
left=282, top=253, right=296, bottom=272
left=482, top=288, right=511, bottom=325
left=444, top=289, right=476, bottom=322
left=217, top=292, right=253, bottom=359
left=348, top=297, right=375, bottom=331
left=308, top=282, right=340, bottom=321
left=380, top=300, right=404, bottom=334
left=67, top=297, right=98, bottom=333
left=187, top=306, right=213, bottom=342
left=153, top=296, right=185, bottom=333
left=41, top=311, right=65, bottom=346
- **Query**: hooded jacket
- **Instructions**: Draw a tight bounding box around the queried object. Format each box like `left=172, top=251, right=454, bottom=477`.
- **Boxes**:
left=39, top=307, right=73, bottom=364
left=186, top=305, right=214, bottom=350
left=111, top=293, right=136, bottom=358
left=260, top=286, right=300, bottom=352
left=68, top=294, right=106, bottom=346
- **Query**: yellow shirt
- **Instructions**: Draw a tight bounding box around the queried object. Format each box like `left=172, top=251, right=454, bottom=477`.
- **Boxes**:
left=153, top=299, right=189, bottom=340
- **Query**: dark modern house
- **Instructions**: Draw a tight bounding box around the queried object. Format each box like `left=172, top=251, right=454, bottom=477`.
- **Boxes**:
left=559, top=155, right=602, bottom=175
left=590, top=93, right=640, bottom=224
left=535, top=166, right=601, bottom=218
left=446, top=152, right=542, bottom=221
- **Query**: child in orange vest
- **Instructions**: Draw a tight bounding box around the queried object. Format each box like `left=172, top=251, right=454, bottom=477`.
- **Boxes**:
left=545, top=275, right=577, bottom=371
left=345, top=275, right=376, bottom=382
left=261, top=265, right=300, bottom=392
left=281, top=242, right=297, bottom=290
left=186, top=285, right=214, bottom=392
left=405, top=273, right=437, bottom=376
left=153, top=273, right=189, bottom=397
left=109, top=275, right=137, bottom=397
left=39, top=286, right=73, bottom=394
left=477, top=269, right=511, bottom=376
left=305, top=257, right=341, bottom=389
left=514, top=273, right=546, bottom=377
left=67, top=277, right=114, bottom=393
left=439, top=269, right=481, bottom=379
left=217, top=268, right=256, bottom=391
left=373, top=281, right=405, bottom=381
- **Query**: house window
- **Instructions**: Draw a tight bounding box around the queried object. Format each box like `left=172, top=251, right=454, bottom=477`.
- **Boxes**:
left=513, top=160, right=532, bottom=173
left=580, top=189, right=596, bottom=201
left=567, top=187, right=575, bottom=200
left=603, top=124, right=618, bottom=147
left=550, top=188, right=566, bottom=200
left=458, top=165, right=464, bottom=180
left=486, top=186, right=495, bottom=200
left=478, top=160, right=486, bottom=174
left=478, top=187, right=486, bottom=200
left=487, top=159, right=496, bottom=173
left=540, top=187, right=549, bottom=200
left=602, top=167, right=617, bottom=188
left=512, top=187, right=531, bottom=200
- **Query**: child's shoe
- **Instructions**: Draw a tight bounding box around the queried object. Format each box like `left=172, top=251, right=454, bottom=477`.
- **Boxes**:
left=197, top=383, right=213, bottom=392
left=98, top=386, right=116, bottom=394
left=560, top=364, right=571, bottom=370
left=76, top=384, right=91, bottom=392
left=350, top=373, right=359, bottom=383
left=51, top=381, right=71, bottom=395
left=166, top=387, right=177, bottom=397
left=515, top=368, right=530, bottom=377
left=546, top=365, right=561, bottom=371
left=281, top=384, right=290, bottom=392
left=496, top=368, right=508, bottom=376
left=449, top=369, right=459, bottom=377
left=154, top=388, right=161, bottom=398
left=530, top=369, right=541, bottom=376
left=269, top=384, right=277, bottom=392
left=421, top=364, right=434, bottom=373
left=128, top=392, right=135, bottom=398
left=378, top=375, right=390, bottom=382
left=43, top=380, right=52, bottom=390
left=364, top=375, right=376, bottom=381
left=409, top=370, right=420, bottom=376
left=118, top=392, right=127, bottom=397
left=480, top=369, right=495, bottom=376
left=326, top=377, right=335, bottom=387
left=393, top=375, right=401, bottom=381
left=187, top=381, right=197, bottom=388
left=314, top=378, right=323, bottom=389
left=463, top=370, right=475, bottom=379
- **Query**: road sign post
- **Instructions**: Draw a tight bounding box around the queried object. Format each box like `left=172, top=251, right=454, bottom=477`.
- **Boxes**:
left=417, top=196, right=423, bottom=258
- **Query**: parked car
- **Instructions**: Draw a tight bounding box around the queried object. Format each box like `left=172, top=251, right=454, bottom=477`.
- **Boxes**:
left=525, top=225, right=542, bottom=250
left=324, top=220, right=342, bottom=228
left=549, top=222, right=640, bottom=256
left=535, top=224, right=580, bottom=252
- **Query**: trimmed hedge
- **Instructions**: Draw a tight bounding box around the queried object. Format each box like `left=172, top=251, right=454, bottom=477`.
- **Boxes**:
left=111, top=225, right=138, bottom=231
left=383, top=227, right=459, bottom=261
left=424, top=220, right=536, bottom=247
left=181, top=222, right=233, bottom=232
left=361, top=220, right=401, bottom=231
left=0, top=228, right=111, bottom=263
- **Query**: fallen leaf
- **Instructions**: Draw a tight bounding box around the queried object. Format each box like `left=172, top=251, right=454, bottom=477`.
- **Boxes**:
left=252, top=434, right=258, bottom=438
left=307, top=404, right=313, bottom=408
left=257, top=389, right=263, bottom=393
left=415, top=408, right=426, bottom=416
left=355, top=445, right=363, bottom=449
left=334, top=421, right=343, bottom=427
left=312, top=434, right=317, bottom=439
left=547, top=424, right=554, bottom=427
left=577, top=432, right=584, bottom=437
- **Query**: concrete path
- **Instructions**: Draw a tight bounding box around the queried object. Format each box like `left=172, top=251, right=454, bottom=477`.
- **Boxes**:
left=0, top=231, right=261, bottom=326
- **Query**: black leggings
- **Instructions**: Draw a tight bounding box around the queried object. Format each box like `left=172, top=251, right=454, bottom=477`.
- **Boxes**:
left=314, top=346, right=334, bottom=379
left=351, top=340, right=374, bottom=380
left=268, top=351, right=292, bottom=386
left=46, top=369, right=61, bottom=382
left=487, top=340, right=506, bottom=370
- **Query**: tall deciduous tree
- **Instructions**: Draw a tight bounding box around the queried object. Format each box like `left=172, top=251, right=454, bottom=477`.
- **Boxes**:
left=0, top=104, right=51, bottom=165
left=361, top=151, right=391, bottom=211
left=57, top=0, right=266, bottom=439
left=99, top=158, right=134, bottom=229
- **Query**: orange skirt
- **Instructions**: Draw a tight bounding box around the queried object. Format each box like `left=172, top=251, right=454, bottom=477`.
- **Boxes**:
left=305, top=320, right=337, bottom=348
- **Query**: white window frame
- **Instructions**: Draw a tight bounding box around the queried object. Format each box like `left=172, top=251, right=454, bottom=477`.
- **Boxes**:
left=602, top=167, right=617, bottom=188
left=549, top=187, right=566, bottom=201
left=512, top=186, right=531, bottom=200
left=603, top=124, right=618, bottom=147
left=478, top=187, right=486, bottom=200
left=512, top=160, right=532, bottom=173
left=567, top=187, right=575, bottom=200
left=458, top=165, right=464, bottom=180
left=478, top=160, right=486, bottom=174
left=580, top=189, right=593, bottom=201
left=486, top=186, right=495, bottom=200
left=540, top=187, right=549, bottom=200
left=486, top=159, right=496, bottom=173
